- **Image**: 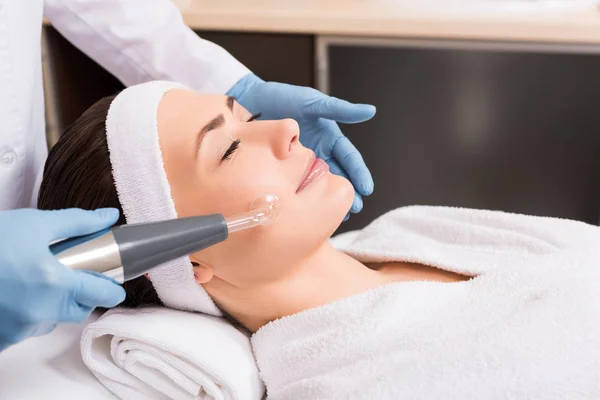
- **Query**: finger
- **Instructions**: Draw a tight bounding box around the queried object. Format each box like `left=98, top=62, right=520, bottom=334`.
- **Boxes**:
left=332, top=136, right=374, bottom=196
left=350, top=192, right=363, bottom=214
left=29, top=323, right=57, bottom=337
left=328, top=160, right=363, bottom=214
left=78, top=270, right=124, bottom=286
left=304, top=96, right=376, bottom=123
left=61, top=304, right=93, bottom=324
left=45, top=208, right=120, bottom=242
left=327, top=158, right=350, bottom=181
left=72, top=270, right=126, bottom=309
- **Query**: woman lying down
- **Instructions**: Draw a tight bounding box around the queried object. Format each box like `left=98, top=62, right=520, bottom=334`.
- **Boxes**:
left=38, top=81, right=600, bottom=400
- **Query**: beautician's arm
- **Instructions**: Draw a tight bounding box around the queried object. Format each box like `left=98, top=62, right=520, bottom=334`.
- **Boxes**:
left=43, top=0, right=249, bottom=94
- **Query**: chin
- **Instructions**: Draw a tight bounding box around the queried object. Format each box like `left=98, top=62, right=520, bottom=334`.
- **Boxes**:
left=327, top=174, right=355, bottom=224
left=270, top=174, right=355, bottom=262
left=297, top=173, right=355, bottom=240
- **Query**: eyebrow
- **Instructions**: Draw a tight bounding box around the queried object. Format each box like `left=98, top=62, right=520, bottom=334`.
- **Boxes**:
left=194, top=96, right=236, bottom=159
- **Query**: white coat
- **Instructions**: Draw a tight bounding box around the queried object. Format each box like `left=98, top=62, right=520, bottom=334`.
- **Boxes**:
left=0, top=0, right=249, bottom=210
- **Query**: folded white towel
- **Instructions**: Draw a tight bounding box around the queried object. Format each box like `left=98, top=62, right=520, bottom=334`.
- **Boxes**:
left=81, top=307, right=264, bottom=400
left=253, top=206, right=600, bottom=399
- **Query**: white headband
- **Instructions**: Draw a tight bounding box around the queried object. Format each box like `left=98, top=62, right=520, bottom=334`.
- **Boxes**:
left=105, top=81, right=222, bottom=317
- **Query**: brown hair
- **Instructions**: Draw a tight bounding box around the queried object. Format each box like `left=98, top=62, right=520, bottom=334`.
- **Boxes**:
left=38, top=95, right=161, bottom=308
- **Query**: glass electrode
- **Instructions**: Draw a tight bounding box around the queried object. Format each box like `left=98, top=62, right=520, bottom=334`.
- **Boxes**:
left=225, top=194, right=281, bottom=233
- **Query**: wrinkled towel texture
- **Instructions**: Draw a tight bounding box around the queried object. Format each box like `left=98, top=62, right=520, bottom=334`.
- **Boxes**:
left=252, top=206, right=600, bottom=399
left=81, top=307, right=265, bottom=400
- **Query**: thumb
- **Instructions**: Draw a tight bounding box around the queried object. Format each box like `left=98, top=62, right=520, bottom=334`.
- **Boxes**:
left=72, top=270, right=126, bottom=308
left=304, top=96, right=376, bottom=123
left=44, top=208, right=120, bottom=242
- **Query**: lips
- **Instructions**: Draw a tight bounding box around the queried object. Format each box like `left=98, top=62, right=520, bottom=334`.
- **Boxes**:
left=297, top=153, right=329, bottom=193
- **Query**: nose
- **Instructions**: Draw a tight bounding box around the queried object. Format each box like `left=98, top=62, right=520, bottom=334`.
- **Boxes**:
left=247, top=118, right=300, bottom=160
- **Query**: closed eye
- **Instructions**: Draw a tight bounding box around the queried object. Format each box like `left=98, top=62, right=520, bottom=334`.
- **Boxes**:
left=220, top=139, right=241, bottom=163
left=219, top=113, right=259, bottom=163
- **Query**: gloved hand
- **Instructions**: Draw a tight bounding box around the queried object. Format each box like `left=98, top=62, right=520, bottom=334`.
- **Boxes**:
left=0, top=208, right=126, bottom=351
left=228, top=74, right=376, bottom=219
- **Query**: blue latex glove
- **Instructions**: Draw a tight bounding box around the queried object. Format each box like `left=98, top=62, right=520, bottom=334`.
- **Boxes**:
left=0, top=208, right=126, bottom=351
left=228, top=74, right=376, bottom=219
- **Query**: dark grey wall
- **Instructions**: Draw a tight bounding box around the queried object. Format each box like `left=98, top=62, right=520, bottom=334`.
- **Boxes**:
left=329, top=44, right=600, bottom=234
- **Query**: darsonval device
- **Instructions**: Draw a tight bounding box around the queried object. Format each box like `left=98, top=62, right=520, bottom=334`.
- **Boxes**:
left=50, top=195, right=281, bottom=283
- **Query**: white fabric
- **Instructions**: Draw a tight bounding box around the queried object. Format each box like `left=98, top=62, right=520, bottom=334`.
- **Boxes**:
left=106, top=81, right=221, bottom=316
left=0, top=311, right=117, bottom=400
left=0, top=0, right=47, bottom=210
left=80, top=307, right=264, bottom=400
left=0, top=0, right=249, bottom=210
left=253, top=206, right=600, bottom=400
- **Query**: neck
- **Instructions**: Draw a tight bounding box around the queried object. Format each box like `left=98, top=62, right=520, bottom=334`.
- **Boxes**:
left=206, top=243, right=389, bottom=332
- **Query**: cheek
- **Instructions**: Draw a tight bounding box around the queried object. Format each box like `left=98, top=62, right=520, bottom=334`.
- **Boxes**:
left=203, top=174, right=354, bottom=284
left=185, top=171, right=283, bottom=220
left=190, top=152, right=354, bottom=283
left=214, top=155, right=289, bottom=209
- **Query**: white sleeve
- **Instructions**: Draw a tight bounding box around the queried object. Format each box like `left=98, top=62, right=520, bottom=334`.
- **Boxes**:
left=43, top=0, right=250, bottom=94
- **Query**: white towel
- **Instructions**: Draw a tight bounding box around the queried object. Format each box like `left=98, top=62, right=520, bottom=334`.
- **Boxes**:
left=81, top=307, right=265, bottom=400
left=252, top=206, right=600, bottom=399
left=106, top=81, right=222, bottom=316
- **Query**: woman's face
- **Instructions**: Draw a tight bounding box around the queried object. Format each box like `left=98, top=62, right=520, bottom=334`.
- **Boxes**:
left=156, top=90, right=354, bottom=287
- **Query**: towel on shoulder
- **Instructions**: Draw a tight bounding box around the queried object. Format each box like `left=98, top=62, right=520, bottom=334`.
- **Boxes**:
left=252, top=206, right=600, bottom=400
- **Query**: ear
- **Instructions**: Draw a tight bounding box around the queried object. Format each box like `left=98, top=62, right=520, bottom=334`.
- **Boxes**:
left=191, top=261, right=214, bottom=284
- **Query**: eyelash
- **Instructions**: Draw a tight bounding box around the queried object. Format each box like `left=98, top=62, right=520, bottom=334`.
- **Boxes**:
left=247, top=112, right=262, bottom=122
left=219, top=113, right=261, bottom=162
left=221, top=139, right=240, bottom=162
